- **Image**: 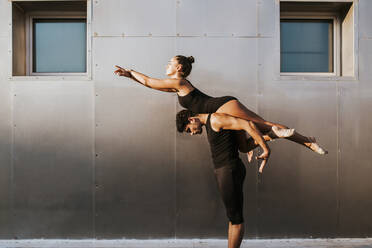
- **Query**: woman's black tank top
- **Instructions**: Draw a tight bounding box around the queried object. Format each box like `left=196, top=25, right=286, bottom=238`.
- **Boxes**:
left=178, top=87, right=237, bottom=114
left=205, top=114, right=240, bottom=168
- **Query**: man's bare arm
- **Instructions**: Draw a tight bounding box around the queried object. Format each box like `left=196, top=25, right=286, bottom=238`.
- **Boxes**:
left=210, top=113, right=270, bottom=173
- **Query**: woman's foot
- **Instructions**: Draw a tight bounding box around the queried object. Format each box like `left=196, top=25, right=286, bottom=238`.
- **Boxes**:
left=271, top=126, right=295, bottom=138
left=306, top=137, right=328, bottom=155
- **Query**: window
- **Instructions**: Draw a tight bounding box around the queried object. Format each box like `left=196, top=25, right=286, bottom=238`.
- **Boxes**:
left=12, top=1, right=89, bottom=77
left=280, top=1, right=355, bottom=77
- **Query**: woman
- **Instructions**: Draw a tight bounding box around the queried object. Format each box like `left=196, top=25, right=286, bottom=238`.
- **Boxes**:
left=114, top=55, right=327, bottom=160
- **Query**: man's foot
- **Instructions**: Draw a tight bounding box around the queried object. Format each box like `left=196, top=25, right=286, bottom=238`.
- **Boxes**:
left=271, top=126, right=295, bottom=138
left=307, top=137, right=328, bottom=155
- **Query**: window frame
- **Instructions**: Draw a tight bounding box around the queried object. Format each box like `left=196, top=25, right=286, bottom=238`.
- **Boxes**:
left=26, top=12, right=88, bottom=76
left=280, top=12, right=340, bottom=77
left=9, top=0, right=92, bottom=81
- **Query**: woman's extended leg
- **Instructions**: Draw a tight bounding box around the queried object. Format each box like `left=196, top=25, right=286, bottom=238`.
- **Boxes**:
left=220, top=100, right=327, bottom=154
left=216, top=100, right=287, bottom=132
left=243, top=134, right=327, bottom=155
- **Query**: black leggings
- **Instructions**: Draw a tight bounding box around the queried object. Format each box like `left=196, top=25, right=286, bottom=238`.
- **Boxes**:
left=214, top=160, right=246, bottom=225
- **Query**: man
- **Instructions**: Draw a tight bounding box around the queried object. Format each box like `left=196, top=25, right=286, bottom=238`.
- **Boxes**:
left=176, top=109, right=270, bottom=248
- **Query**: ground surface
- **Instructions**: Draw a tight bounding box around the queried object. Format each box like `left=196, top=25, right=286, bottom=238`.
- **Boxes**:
left=0, top=239, right=372, bottom=248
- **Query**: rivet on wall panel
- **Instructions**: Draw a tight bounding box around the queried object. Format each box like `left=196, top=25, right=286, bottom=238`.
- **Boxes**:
left=204, top=33, right=207, bottom=37
left=94, top=32, right=98, bottom=37
left=177, top=33, right=180, bottom=36
left=148, top=33, right=152, bottom=36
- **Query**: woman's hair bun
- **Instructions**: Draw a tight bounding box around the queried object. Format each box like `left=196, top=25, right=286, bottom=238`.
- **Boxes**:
left=187, top=56, right=195, bottom=64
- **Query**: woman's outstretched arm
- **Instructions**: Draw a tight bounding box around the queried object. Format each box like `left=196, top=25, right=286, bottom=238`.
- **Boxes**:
left=114, top=65, right=181, bottom=92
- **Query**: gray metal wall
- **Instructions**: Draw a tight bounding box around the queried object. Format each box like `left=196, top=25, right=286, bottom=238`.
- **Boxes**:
left=0, top=0, right=371, bottom=239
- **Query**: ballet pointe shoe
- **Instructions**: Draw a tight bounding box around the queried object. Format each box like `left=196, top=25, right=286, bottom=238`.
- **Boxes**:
left=307, top=137, right=328, bottom=155
left=271, top=126, right=295, bottom=138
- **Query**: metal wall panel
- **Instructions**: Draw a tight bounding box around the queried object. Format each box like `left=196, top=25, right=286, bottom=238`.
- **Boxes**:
left=176, top=0, right=257, bottom=37
left=258, top=37, right=278, bottom=84
left=92, top=0, right=176, bottom=36
left=93, top=37, right=176, bottom=238
left=359, top=0, right=372, bottom=38
left=12, top=82, right=94, bottom=238
left=176, top=0, right=207, bottom=37
left=175, top=37, right=259, bottom=237
left=0, top=0, right=10, bottom=37
left=94, top=87, right=176, bottom=238
left=358, top=38, right=372, bottom=83
left=258, top=0, right=277, bottom=37
left=338, top=39, right=372, bottom=236
left=93, top=37, right=175, bottom=81
left=0, top=37, right=9, bottom=81
left=257, top=81, right=338, bottom=237
left=0, top=37, right=12, bottom=238
left=338, top=85, right=372, bottom=237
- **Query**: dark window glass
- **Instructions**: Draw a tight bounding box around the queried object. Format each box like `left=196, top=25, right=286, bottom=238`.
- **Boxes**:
left=280, top=19, right=333, bottom=72
left=33, top=19, right=86, bottom=73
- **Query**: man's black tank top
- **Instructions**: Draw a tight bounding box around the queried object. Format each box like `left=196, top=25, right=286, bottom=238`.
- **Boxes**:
left=178, top=83, right=237, bottom=114
left=205, top=114, right=240, bottom=169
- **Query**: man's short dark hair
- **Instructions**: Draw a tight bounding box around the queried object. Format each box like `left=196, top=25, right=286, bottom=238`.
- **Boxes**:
left=176, top=109, right=195, bottom=133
